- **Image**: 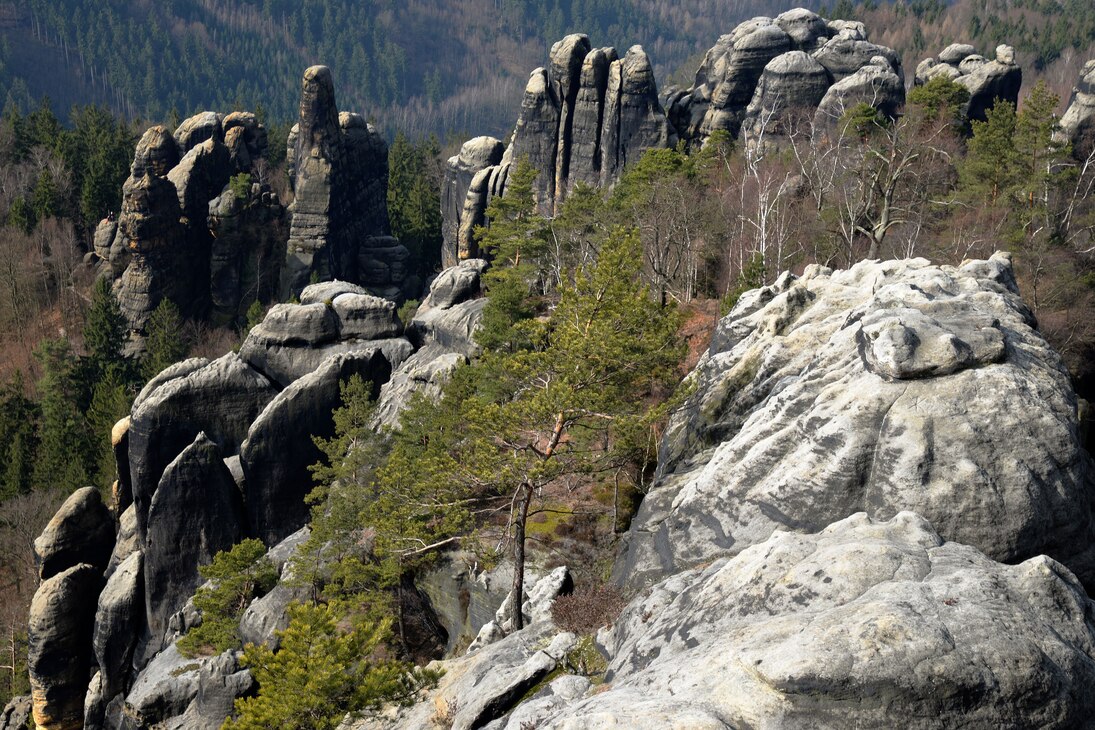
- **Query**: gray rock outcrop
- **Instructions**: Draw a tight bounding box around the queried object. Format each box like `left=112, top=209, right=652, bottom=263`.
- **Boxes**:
left=128, top=353, right=277, bottom=542
left=914, top=43, right=1022, bottom=128
left=33, top=486, right=114, bottom=581
left=618, top=253, right=1095, bottom=591
left=442, top=37, right=668, bottom=264
left=814, top=55, right=905, bottom=128
left=144, top=433, right=244, bottom=646
left=103, top=110, right=284, bottom=339
left=0, top=696, right=31, bottom=730
left=532, top=512, right=1095, bottom=729
left=28, top=564, right=102, bottom=730
left=282, top=66, right=408, bottom=299
left=241, top=350, right=392, bottom=545
left=665, top=10, right=903, bottom=148
left=92, top=551, right=143, bottom=703
left=1061, top=60, right=1095, bottom=159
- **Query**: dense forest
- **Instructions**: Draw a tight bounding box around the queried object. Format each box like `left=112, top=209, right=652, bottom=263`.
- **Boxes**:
left=1, top=0, right=823, bottom=140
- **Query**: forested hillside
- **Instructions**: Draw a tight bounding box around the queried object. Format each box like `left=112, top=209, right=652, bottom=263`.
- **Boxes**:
left=2, top=0, right=821, bottom=139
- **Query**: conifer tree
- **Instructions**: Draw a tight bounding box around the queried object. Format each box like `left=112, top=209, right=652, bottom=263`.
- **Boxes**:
left=32, top=338, right=90, bottom=492
left=83, top=275, right=131, bottom=385
left=142, top=298, right=187, bottom=380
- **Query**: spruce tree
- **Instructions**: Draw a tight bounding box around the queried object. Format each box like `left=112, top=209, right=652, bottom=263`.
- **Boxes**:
left=142, top=298, right=187, bottom=380
left=83, top=275, right=131, bottom=385
left=32, top=338, right=90, bottom=493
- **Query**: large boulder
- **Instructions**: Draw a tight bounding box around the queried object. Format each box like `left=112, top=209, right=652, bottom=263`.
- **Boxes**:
left=914, top=44, right=1022, bottom=127
left=619, top=253, right=1095, bottom=591
left=28, top=564, right=102, bottom=730
left=241, top=350, right=392, bottom=545
left=534, top=512, right=1095, bottom=729
left=144, top=433, right=244, bottom=646
left=173, top=111, right=223, bottom=155
left=130, top=126, right=178, bottom=180
left=814, top=55, right=905, bottom=126
left=128, top=353, right=277, bottom=542
left=33, top=486, right=114, bottom=581
left=741, top=50, right=832, bottom=143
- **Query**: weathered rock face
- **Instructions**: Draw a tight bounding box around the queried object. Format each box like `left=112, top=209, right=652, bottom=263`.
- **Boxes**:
left=915, top=43, right=1022, bottom=128
left=443, top=36, right=668, bottom=263
left=241, top=349, right=392, bottom=545
left=441, top=137, right=505, bottom=266
left=33, top=486, right=114, bottom=581
left=106, top=110, right=285, bottom=339
left=92, top=551, right=143, bottom=703
left=145, top=433, right=244, bottom=646
left=740, top=50, right=832, bottom=142
left=207, top=181, right=289, bottom=326
left=534, top=513, right=1095, bottom=729
left=238, top=290, right=411, bottom=389
left=128, top=353, right=277, bottom=542
left=618, top=253, right=1095, bottom=591
left=1061, top=60, right=1095, bottom=160
left=814, top=55, right=904, bottom=127
left=0, top=696, right=31, bottom=730
left=28, top=564, right=102, bottom=730
left=666, top=10, right=903, bottom=147
left=283, top=67, right=407, bottom=299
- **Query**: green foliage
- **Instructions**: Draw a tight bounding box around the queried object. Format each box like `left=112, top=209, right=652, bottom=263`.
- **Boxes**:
left=474, top=158, right=548, bottom=352
left=906, top=76, right=970, bottom=127
left=142, top=298, right=187, bottom=380
left=32, top=338, right=90, bottom=493
left=228, top=173, right=253, bottom=201
left=85, top=372, right=131, bottom=492
left=961, top=101, right=1019, bottom=204
left=396, top=299, right=419, bottom=328
left=841, top=102, right=890, bottom=139
left=243, top=299, right=267, bottom=339
left=178, top=539, right=277, bottom=657
left=388, top=133, right=443, bottom=276
left=223, top=602, right=439, bottom=730
left=83, top=276, right=131, bottom=384
left=0, top=373, right=37, bottom=500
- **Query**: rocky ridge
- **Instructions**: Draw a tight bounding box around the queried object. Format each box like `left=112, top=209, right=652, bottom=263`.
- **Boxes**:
left=94, top=66, right=411, bottom=341
left=444, top=10, right=919, bottom=265
left=22, top=265, right=491, bottom=730
left=914, top=42, right=1022, bottom=128
left=354, top=252, right=1095, bottom=729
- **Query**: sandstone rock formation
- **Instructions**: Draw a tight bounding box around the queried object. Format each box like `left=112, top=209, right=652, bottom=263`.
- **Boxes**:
left=28, top=564, right=103, bottom=730
left=32, top=486, right=114, bottom=581
left=915, top=43, right=1022, bottom=128
left=618, top=253, right=1095, bottom=591
left=96, top=66, right=413, bottom=343
left=664, top=10, right=904, bottom=148
left=441, top=37, right=669, bottom=264
left=21, top=262, right=496, bottom=729
left=525, top=513, right=1095, bottom=729
left=1061, top=60, right=1095, bottom=159
left=442, top=13, right=907, bottom=264
left=282, top=67, right=408, bottom=299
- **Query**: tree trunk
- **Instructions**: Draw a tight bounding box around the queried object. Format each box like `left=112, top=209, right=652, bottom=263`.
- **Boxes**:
left=510, top=480, right=532, bottom=631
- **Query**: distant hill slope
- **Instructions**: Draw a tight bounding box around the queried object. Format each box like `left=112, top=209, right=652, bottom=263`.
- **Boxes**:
left=1, top=0, right=819, bottom=138
left=830, top=0, right=1095, bottom=108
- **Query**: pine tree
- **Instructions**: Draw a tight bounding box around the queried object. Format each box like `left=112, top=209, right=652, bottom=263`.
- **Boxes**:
left=960, top=101, right=1020, bottom=205
left=0, top=373, right=37, bottom=500
left=474, top=158, right=549, bottom=352
left=224, top=602, right=438, bottom=730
